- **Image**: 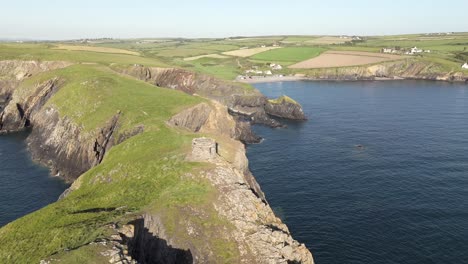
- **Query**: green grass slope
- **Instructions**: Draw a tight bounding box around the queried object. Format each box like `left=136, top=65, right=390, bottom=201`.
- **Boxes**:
left=0, top=65, right=239, bottom=263
left=250, top=47, right=326, bottom=65
left=0, top=43, right=166, bottom=67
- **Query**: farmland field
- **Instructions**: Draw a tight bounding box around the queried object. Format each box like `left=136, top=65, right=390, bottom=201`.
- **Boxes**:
left=251, top=47, right=326, bottom=64
left=53, top=44, right=140, bottom=56
left=184, top=54, right=230, bottom=61
left=290, top=51, right=406, bottom=69
left=305, top=36, right=348, bottom=45
left=222, top=47, right=281, bottom=57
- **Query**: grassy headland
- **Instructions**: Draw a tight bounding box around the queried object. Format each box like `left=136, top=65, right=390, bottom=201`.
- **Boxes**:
left=0, top=64, right=241, bottom=263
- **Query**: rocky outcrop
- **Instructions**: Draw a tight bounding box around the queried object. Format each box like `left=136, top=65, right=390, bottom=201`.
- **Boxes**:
left=302, top=59, right=468, bottom=82
left=116, top=65, right=307, bottom=132
left=0, top=60, right=136, bottom=181
left=168, top=101, right=262, bottom=143
left=25, top=107, right=122, bottom=182
left=0, top=60, right=72, bottom=132
left=0, top=60, right=71, bottom=98
left=1, top=60, right=314, bottom=263
left=266, top=96, right=307, bottom=120
left=0, top=78, right=62, bottom=132
left=203, top=158, right=314, bottom=264
left=116, top=136, right=314, bottom=264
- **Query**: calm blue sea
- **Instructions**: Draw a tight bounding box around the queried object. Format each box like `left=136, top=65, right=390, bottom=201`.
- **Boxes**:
left=249, top=81, right=468, bottom=264
left=0, top=131, right=68, bottom=227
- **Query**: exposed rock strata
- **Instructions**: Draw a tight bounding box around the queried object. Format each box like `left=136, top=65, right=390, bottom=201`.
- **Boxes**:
left=0, top=61, right=128, bottom=181
left=302, top=59, right=468, bottom=82
left=266, top=96, right=307, bottom=120
left=115, top=65, right=308, bottom=142
left=114, top=134, right=313, bottom=263
left=0, top=60, right=71, bottom=97
left=1, top=60, right=314, bottom=263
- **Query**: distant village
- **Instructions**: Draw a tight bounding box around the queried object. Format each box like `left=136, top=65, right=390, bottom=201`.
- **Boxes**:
left=381, top=46, right=431, bottom=55
left=240, top=63, right=284, bottom=80
left=381, top=46, right=468, bottom=69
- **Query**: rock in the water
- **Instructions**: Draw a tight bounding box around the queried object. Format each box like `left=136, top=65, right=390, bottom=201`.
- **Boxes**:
left=266, top=95, right=307, bottom=120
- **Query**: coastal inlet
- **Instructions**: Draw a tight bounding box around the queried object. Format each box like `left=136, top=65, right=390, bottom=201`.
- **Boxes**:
left=248, top=80, right=468, bottom=264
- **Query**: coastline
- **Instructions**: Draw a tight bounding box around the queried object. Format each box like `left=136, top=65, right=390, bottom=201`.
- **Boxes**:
left=236, top=75, right=468, bottom=84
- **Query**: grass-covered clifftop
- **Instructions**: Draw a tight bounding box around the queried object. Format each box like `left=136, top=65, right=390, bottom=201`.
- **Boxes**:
left=0, top=53, right=314, bottom=263
left=0, top=64, right=242, bottom=263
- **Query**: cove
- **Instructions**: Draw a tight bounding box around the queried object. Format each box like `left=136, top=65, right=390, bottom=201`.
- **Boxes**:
left=248, top=80, right=468, bottom=264
left=0, top=131, right=68, bottom=227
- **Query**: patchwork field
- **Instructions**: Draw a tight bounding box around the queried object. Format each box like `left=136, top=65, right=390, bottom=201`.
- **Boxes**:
left=305, top=37, right=349, bottom=45
left=290, top=51, right=405, bottom=69
left=250, top=47, right=326, bottom=65
left=184, top=54, right=230, bottom=61
left=53, top=44, right=140, bottom=56
left=222, top=47, right=281, bottom=57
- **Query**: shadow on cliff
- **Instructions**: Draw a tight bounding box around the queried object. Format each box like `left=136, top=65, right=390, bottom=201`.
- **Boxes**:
left=127, top=219, right=193, bottom=264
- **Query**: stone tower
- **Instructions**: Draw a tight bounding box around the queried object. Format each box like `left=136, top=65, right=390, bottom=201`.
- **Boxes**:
left=190, top=137, right=218, bottom=161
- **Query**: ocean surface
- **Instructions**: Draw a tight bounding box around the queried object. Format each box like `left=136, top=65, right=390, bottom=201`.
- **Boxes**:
left=0, top=131, right=68, bottom=227
left=248, top=81, right=468, bottom=264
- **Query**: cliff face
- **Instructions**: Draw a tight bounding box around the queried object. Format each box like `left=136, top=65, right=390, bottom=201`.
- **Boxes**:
left=126, top=101, right=314, bottom=263
left=0, top=61, right=314, bottom=263
left=116, top=65, right=308, bottom=142
left=303, top=59, right=468, bottom=82
left=0, top=62, right=127, bottom=181
left=266, top=96, right=307, bottom=120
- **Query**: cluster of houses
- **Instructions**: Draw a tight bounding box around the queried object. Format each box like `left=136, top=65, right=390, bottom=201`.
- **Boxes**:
left=381, top=47, right=431, bottom=55
left=339, top=36, right=363, bottom=41
left=241, top=62, right=284, bottom=78
left=245, top=69, right=272, bottom=75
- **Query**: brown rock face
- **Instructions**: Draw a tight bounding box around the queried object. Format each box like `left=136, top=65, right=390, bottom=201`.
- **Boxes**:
left=265, top=96, right=307, bottom=120
left=116, top=65, right=307, bottom=131
left=304, top=59, right=468, bottom=82
left=0, top=62, right=126, bottom=181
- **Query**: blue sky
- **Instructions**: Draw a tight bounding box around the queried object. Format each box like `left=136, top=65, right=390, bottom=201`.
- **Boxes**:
left=1, top=0, right=467, bottom=39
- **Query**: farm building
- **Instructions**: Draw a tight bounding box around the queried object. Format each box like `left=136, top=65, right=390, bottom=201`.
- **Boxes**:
left=411, top=47, right=423, bottom=53
left=462, top=63, right=468, bottom=69
left=381, top=48, right=397, bottom=53
left=270, top=63, right=283, bottom=70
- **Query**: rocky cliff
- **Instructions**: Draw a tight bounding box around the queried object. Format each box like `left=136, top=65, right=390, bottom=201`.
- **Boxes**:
left=116, top=65, right=308, bottom=142
left=266, top=96, right=307, bottom=120
left=0, top=60, right=314, bottom=263
left=302, top=59, right=468, bottom=82
left=117, top=101, right=313, bottom=263
left=0, top=61, right=125, bottom=182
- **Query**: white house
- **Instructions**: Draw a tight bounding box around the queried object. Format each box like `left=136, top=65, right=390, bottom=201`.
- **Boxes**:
left=381, top=48, right=394, bottom=53
left=411, top=47, right=423, bottom=53
left=462, top=63, right=468, bottom=69
left=264, top=70, right=273, bottom=75
left=270, top=63, right=283, bottom=70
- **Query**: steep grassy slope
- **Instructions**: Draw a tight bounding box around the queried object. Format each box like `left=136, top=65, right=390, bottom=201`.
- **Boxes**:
left=0, top=65, right=240, bottom=263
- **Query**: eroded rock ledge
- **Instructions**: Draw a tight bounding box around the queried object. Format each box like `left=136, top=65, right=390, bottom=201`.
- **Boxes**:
left=116, top=65, right=308, bottom=142
left=1, top=60, right=314, bottom=263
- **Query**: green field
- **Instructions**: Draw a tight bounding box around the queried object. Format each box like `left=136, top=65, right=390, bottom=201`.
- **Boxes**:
left=250, top=47, right=326, bottom=64
left=0, top=43, right=166, bottom=66
left=2, top=33, right=468, bottom=81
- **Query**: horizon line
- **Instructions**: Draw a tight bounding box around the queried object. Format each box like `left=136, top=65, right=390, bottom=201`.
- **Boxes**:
left=2, top=31, right=468, bottom=42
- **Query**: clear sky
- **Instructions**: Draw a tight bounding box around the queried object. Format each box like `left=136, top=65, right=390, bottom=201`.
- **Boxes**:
left=1, top=0, right=467, bottom=40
